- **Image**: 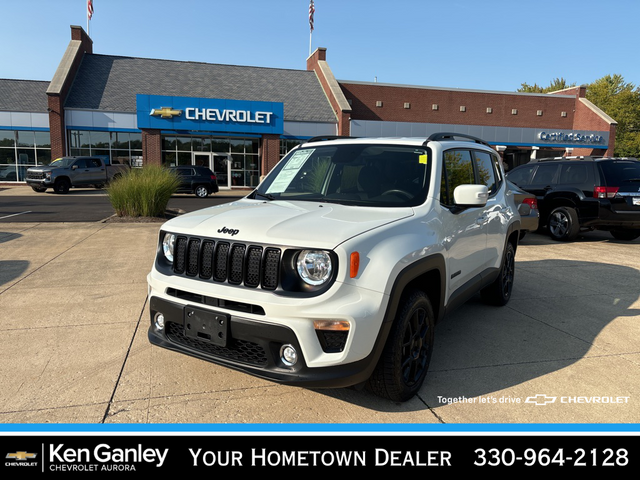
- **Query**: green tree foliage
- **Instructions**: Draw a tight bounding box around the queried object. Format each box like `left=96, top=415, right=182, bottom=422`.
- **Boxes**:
left=586, top=74, right=640, bottom=157
left=517, top=74, right=640, bottom=157
left=518, top=77, right=576, bottom=93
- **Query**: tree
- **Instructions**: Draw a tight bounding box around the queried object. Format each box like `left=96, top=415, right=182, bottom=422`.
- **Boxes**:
left=586, top=74, right=640, bottom=157
left=517, top=74, right=640, bottom=157
left=518, top=78, right=576, bottom=93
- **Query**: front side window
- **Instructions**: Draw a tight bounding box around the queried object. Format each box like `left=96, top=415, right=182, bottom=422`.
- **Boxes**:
left=441, top=149, right=475, bottom=205
left=531, top=164, right=559, bottom=185
left=252, top=143, right=431, bottom=207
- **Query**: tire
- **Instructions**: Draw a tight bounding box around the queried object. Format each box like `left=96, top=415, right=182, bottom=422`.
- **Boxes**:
left=194, top=185, right=209, bottom=198
left=548, top=206, right=580, bottom=241
left=610, top=229, right=640, bottom=241
left=53, top=178, right=70, bottom=194
left=481, top=241, right=515, bottom=306
left=31, top=186, right=46, bottom=193
left=367, top=290, right=435, bottom=402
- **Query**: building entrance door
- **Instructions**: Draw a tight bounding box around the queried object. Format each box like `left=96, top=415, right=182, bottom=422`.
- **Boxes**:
left=212, top=153, right=231, bottom=190
left=193, top=152, right=231, bottom=189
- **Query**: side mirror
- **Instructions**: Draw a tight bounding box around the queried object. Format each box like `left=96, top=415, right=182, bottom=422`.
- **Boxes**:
left=71, top=165, right=78, bottom=170
left=453, top=184, right=489, bottom=207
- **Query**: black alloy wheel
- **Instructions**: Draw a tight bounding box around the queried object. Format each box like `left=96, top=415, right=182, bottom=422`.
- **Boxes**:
left=368, top=290, right=435, bottom=402
left=481, top=241, right=515, bottom=306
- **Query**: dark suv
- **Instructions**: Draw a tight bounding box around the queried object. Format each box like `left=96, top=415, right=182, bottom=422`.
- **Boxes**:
left=506, top=156, right=640, bottom=241
left=170, top=165, right=219, bottom=198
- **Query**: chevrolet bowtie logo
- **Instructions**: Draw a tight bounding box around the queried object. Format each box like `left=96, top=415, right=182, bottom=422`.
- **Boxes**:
left=150, top=107, right=183, bottom=119
left=7, top=451, right=37, bottom=460
left=525, top=394, right=557, bottom=406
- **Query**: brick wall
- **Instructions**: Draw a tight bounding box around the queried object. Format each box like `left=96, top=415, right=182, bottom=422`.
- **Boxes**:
left=339, top=82, right=577, bottom=130
left=47, top=26, right=94, bottom=159
left=307, top=48, right=351, bottom=135
left=261, top=135, right=280, bottom=173
left=142, top=130, right=162, bottom=166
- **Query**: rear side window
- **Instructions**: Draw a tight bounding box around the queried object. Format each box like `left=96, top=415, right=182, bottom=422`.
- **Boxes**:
left=474, top=150, right=501, bottom=195
left=599, top=160, right=640, bottom=185
left=559, top=164, right=589, bottom=184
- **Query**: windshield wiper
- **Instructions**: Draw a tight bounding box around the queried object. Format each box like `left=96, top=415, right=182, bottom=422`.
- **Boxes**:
left=253, top=191, right=276, bottom=201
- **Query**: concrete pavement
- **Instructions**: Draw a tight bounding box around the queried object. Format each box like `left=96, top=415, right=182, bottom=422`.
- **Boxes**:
left=0, top=203, right=638, bottom=426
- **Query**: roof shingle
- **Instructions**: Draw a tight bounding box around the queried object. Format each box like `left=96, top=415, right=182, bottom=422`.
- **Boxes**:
left=0, top=79, right=50, bottom=112
left=65, top=54, right=337, bottom=123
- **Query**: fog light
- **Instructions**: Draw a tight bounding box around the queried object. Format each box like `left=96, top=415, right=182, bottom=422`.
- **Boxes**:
left=154, top=312, right=165, bottom=330
left=280, top=344, right=298, bottom=366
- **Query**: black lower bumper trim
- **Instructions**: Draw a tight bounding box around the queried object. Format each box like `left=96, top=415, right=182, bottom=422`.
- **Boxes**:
left=147, top=296, right=378, bottom=388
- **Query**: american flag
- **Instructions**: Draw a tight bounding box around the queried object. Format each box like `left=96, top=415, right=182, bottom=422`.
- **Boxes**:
left=309, top=0, right=315, bottom=32
left=87, top=0, right=94, bottom=20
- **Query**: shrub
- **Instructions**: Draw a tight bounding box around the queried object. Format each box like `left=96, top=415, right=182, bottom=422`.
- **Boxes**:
left=107, top=166, right=180, bottom=217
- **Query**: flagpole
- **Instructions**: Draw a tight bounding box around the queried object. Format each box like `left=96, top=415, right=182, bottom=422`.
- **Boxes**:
left=308, top=0, right=314, bottom=56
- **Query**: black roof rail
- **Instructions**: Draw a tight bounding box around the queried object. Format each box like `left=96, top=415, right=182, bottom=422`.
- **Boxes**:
left=306, top=135, right=357, bottom=143
left=425, top=132, right=491, bottom=147
left=531, top=156, right=596, bottom=162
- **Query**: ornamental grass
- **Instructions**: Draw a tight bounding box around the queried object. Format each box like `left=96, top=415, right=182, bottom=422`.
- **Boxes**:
left=107, top=166, right=180, bottom=218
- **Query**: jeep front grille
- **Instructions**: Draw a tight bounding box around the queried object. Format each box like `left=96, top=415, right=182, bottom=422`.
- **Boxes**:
left=172, top=236, right=281, bottom=290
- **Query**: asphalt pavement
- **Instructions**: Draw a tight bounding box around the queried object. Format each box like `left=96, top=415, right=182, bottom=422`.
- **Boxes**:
left=0, top=184, right=638, bottom=427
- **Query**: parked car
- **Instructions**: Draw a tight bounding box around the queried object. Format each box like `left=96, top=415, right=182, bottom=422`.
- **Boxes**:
left=170, top=165, right=219, bottom=198
left=507, top=180, right=539, bottom=238
left=25, top=156, right=129, bottom=193
left=148, top=133, right=521, bottom=402
left=506, top=156, right=640, bottom=241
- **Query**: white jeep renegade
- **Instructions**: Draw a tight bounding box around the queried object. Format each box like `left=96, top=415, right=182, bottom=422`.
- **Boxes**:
left=147, top=133, right=521, bottom=401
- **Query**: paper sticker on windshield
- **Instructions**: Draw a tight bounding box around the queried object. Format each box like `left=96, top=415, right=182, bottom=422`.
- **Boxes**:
left=284, top=149, right=314, bottom=170
left=266, top=149, right=315, bottom=194
left=419, top=154, right=428, bottom=164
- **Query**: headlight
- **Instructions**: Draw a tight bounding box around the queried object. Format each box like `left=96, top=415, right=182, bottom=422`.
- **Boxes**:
left=162, top=233, right=176, bottom=263
left=296, top=250, right=333, bottom=286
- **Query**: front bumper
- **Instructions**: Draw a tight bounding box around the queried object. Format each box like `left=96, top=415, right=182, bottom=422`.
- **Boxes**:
left=147, top=269, right=391, bottom=388
left=25, top=178, right=54, bottom=188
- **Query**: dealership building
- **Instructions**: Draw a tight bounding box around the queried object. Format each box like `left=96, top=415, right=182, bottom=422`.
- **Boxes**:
left=0, top=25, right=617, bottom=187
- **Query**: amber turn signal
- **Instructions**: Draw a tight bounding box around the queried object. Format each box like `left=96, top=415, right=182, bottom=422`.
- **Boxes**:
left=350, top=251, right=360, bottom=278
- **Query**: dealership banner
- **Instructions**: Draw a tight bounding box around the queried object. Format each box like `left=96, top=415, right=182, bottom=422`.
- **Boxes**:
left=0, top=433, right=635, bottom=473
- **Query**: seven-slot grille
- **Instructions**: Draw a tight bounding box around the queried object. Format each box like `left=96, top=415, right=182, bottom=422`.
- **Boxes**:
left=172, top=235, right=281, bottom=290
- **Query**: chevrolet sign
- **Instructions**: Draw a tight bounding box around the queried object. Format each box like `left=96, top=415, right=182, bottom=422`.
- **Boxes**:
left=184, top=108, right=273, bottom=124
left=136, top=94, right=283, bottom=135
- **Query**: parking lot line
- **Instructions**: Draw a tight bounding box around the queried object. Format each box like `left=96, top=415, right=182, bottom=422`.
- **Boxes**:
left=0, top=211, right=31, bottom=220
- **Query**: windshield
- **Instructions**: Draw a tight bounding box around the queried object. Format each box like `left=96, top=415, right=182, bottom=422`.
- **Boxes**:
left=49, top=158, right=76, bottom=168
left=253, top=144, right=431, bottom=207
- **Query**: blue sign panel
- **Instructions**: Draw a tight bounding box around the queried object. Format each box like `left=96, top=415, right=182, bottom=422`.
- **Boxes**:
left=136, top=95, right=284, bottom=135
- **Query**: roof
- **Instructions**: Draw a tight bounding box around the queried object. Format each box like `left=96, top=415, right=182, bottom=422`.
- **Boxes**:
left=64, top=54, right=337, bottom=123
left=0, top=79, right=50, bottom=112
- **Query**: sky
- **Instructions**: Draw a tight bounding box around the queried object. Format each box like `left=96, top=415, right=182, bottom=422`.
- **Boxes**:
left=2, top=0, right=639, bottom=93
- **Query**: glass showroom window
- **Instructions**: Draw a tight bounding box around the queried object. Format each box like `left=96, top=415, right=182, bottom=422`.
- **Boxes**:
left=162, top=135, right=260, bottom=188
left=280, top=138, right=304, bottom=159
left=0, top=130, right=51, bottom=182
left=67, top=130, right=143, bottom=166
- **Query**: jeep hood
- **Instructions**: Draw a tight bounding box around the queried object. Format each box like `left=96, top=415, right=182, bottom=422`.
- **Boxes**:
left=162, top=198, right=414, bottom=249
